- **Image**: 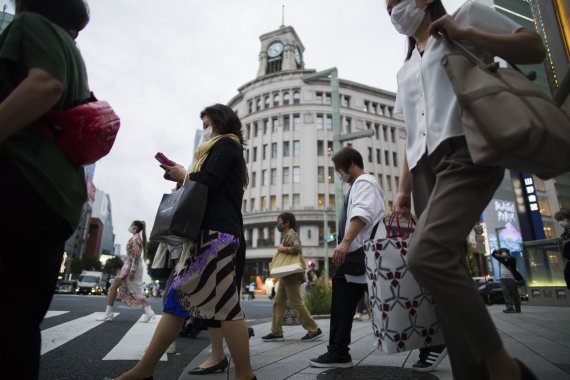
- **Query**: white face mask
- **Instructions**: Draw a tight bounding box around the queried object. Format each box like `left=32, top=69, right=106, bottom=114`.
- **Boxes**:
left=390, top=0, right=427, bottom=36
left=128, top=226, right=136, bottom=234
left=559, top=220, right=569, bottom=229
left=337, top=171, right=350, bottom=183
left=202, top=126, right=213, bottom=142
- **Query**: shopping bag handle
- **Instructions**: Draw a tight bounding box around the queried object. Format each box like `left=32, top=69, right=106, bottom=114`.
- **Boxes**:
left=385, top=212, right=415, bottom=238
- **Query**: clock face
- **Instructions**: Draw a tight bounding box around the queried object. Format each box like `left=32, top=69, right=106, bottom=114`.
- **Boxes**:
left=267, top=41, right=284, bottom=58
left=294, top=47, right=302, bottom=65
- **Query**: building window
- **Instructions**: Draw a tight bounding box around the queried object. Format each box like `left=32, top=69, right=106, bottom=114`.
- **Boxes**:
left=262, top=144, right=268, bottom=160
left=272, top=117, right=279, bottom=132
left=243, top=199, right=247, bottom=212
left=271, top=143, right=277, bottom=158
left=388, top=106, right=394, bottom=118
left=390, top=127, right=396, bottom=143
left=374, top=124, right=380, bottom=139
left=271, top=168, right=277, bottom=185
left=327, top=141, right=333, bottom=156
left=543, top=221, right=555, bottom=239
left=293, top=193, right=301, bottom=208
left=382, top=125, right=388, bottom=141
left=283, top=92, right=290, bottom=105
left=384, top=150, right=390, bottom=166
left=368, top=147, right=373, bottom=162
left=261, top=169, right=267, bottom=186
left=261, top=196, right=267, bottom=210
left=538, top=196, right=552, bottom=216
left=393, top=152, right=398, bottom=167
left=364, top=100, right=370, bottom=113
left=325, top=115, right=332, bottom=130
left=251, top=172, right=256, bottom=187
left=293, top=114, right=301, bottom=130
left=245, top=149, right=249, bottom=163
left=282, top=194, right=290, bottom=209
left=250, top=198, right=255, bottom=212
left=293, top=91, right=300, bottom=104
left=253, top=147, right=257, bottom=162
left=256, top=97, right=261, bottom=111
left=248, top=101, right=253, bottom=114
left=273, top=93, right=280, bottom=106
left=328, top=194, right=335, bottom=208
left=342, top=95, right=350, bottom=108
left=318, top=193, right=325, bottom=206
left=533, top=176, right=546, bottom=191
left=316, top=114, right=324, bottom=130
left=344, top=117, right=352, bottom=133
left=270, top=195, right=276, bottom=209
left=328, top=167, right=334, bottom=183
left=293, top=166, right=301, bottom=183
left=378, top=174, right=383, bottom=188
left=324, top=93, right=331, bottom=104
left=372, top=102, right=378, bottom=114
left=388, top=200, right=393, bottom=211
left=283, top=167, right=290, bottom=184
left=317, top=140, right=324, bottom=156
left=283, top=141, right=290, bottom=157
left=245, top=124, right=250, bottom=140
left=387, top=175, right=392, bottom=191
left=395, top=176, right=399, bottom=189
left=283, top=115, right=290, bottom=131
left=316, top=92, right=323, bottom=103
left=376, top=149, right=381, bottom=164
left=264, top=95, right=270, bottom=108
left=293, top=140, right=301, bottom=156
left=318, top=166, right=325, bottom=183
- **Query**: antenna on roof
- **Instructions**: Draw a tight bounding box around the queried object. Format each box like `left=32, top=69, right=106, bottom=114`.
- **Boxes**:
left=281, top=4, right=285, bottom=27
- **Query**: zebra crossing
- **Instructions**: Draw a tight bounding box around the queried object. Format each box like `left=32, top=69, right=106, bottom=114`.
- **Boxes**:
left=41, top=311, right=168, bottom=361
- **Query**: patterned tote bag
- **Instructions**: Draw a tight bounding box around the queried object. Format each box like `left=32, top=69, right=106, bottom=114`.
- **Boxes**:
left=364, top=215, right=444, bottom=353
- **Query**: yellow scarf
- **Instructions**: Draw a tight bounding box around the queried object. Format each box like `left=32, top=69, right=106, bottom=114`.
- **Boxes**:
left=191, top=134, right=241, bottom=173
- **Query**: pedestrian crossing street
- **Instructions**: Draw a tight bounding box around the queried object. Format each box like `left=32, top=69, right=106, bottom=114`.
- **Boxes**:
left=42, top=311, right=168, bottom=361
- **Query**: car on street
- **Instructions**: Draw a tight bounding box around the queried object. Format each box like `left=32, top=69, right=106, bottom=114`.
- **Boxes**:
left=473, top=276, right=504, bottom=305
left=54, top=280, right=76, bottom=294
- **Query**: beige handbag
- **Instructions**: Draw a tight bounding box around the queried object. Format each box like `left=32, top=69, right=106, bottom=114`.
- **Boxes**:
left=441, top=37, right=570, bottom=180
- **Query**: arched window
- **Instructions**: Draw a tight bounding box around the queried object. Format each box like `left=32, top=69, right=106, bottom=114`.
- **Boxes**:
left=283, top=92, right=290, bottom=105
left=293, top=91, right=301, bottom=104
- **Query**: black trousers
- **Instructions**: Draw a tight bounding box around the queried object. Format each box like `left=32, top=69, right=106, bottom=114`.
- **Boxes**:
left=328, top=270, right=367, bottom=356
left=0, top=159, right=72, bottom=379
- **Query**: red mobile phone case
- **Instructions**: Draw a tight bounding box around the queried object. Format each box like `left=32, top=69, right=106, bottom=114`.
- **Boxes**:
left=155, top=152, right=174, bottom=166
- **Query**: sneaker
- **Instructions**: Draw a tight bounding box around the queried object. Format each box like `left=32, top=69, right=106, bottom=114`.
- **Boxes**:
left=309, top=351, right=353, bottom=368
left=261, top=333, right=284, bottom=342
left=166, top=341, right=176, bottom=354
left=353, top=313, right=363, bottom=321
left=301, top=328, right=323, bottom=341
left=412, top=348, right=448, bottom=372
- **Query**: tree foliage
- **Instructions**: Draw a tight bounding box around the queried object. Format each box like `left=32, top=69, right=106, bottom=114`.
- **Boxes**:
left=103, top=256, right=124, bottom=277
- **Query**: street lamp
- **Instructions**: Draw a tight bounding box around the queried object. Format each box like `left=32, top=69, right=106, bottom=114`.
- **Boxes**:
left=303, top=68, right=374, bottom=284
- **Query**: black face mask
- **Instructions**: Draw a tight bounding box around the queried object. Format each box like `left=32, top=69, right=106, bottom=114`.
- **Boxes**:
left=276, top=223, right=284, bottom=232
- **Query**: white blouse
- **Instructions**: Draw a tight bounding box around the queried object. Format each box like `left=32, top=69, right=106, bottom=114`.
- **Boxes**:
left=394, top=0, right=521, bottom=170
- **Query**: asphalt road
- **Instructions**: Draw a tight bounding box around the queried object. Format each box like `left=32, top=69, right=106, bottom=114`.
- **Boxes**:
left=39, top=294, right=273, bottom=380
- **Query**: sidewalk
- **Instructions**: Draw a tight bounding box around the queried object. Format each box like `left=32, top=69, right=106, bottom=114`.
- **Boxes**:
left=178, top=305, right=570, bottom=380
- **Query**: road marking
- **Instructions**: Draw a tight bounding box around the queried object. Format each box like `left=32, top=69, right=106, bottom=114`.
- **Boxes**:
left=41, top=312, right=119, bottom=355
left=103, top=315, right=167, bottom=362
left=45, top=311, right=69, bottom=319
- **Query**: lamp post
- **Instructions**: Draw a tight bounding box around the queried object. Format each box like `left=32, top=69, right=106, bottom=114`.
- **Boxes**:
left=303, top=68, right=374, bottom=283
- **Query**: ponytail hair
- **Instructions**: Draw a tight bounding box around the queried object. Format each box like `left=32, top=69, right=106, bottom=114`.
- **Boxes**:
left=132, top=220, right=148, bottom=260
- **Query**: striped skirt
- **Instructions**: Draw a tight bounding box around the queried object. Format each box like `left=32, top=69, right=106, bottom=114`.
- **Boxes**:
left=164, top=229, right=244, bottom=321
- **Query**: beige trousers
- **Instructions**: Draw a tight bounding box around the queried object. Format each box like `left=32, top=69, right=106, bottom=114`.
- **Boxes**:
left=408, top=137, right=504, bottom=380
left=271, top=273, right=319, bottom=336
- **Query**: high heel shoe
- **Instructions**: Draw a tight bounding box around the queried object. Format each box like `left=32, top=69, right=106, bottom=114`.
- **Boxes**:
left=187, top=357, right=228, bottom=374
left=515, top=359, right=537, bottom=380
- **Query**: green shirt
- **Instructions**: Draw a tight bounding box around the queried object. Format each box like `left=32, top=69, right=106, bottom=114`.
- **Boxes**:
left=0, top=12, right=89, bottom=229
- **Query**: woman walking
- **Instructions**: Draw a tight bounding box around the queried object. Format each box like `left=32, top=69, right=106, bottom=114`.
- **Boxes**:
left=108, top=104, right=255, bottom=380
left=262, top=212, right=322, bottom=342
left=388, top=0, right=545, bottom=379
left=97, top=220, right=155, bottom=323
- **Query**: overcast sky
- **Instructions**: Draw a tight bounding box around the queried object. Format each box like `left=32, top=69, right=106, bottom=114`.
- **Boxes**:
left=13, top=0, right=467, bottom=255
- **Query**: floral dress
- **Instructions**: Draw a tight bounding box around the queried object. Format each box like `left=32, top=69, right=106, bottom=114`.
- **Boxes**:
left=117, top=233, right=148, bottom=308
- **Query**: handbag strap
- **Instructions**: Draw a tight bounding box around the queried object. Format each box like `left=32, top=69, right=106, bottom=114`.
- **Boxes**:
left=442, top=34, right=536, bottom=82
left=386, top=213, right=415, bottom=238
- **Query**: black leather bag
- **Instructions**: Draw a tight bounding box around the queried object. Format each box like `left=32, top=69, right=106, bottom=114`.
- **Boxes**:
left=339, top=222, right=379, bottom=276
left=150, top=180, right=208, bottom=246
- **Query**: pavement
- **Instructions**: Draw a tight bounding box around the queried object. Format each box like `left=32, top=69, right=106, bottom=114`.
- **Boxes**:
left=178, top=304, right=570, bottom=380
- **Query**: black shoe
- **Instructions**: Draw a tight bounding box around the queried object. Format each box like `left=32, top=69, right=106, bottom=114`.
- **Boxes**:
left=187, top=357, right=228, bottom=374
left=503, top=308, right=516, bottom=313
left=515, top=359, right=537, bottom=380
left=309, top=351, right=353, bottom=368
left=301, top=328, right=323, bottom=341
left=248, top=327, right=255, bottom=338
left=262, top=333, right=284, bottom=342
left=412, top=348, right=448, bottom=372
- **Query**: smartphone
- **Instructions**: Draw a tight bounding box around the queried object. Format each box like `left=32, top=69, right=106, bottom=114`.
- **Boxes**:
left=155, top=152, right=175, bottom=166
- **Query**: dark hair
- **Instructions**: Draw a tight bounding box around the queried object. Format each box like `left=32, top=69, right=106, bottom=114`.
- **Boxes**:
left=200, top=103, right=249, bottom=188
left=555, top=208, right=570, bottom=220
left=405, top=0, right=447, bottom=61
left=499, top=248, right=510, bottom=256
left=278, top=212, right=297, bottom=231
left=331, top=146, right=364, bottom=172
left=132, top=220, right=148, bottom=260
left=16, top=0, right=90, bottom=32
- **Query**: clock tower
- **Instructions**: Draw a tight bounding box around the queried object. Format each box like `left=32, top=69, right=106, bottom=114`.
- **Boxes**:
left=256, top=25, right=305, bottom=77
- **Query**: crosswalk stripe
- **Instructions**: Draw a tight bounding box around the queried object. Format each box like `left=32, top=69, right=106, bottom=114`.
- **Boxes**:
left=41, top=312, right=119, bottom=355
left=45, top=311, right=69, bottom=319
left=102, top=315, right=167, bottom=362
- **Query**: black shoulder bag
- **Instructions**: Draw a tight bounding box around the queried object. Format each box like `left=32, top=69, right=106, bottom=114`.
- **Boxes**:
left=339, top=222, right=380, bottom=276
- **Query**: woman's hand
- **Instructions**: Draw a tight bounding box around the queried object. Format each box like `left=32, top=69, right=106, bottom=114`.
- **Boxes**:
left=428, top=14, right=468, bottom=40
left=394, top=191, right=412, bottom=219
left=277, top=244, right=288, bottom=254
left=161, top=163, right=188, bottom=183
